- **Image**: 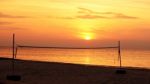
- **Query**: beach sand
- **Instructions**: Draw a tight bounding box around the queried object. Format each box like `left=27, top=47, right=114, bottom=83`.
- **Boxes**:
left=0, top=58, right=150, bottom=84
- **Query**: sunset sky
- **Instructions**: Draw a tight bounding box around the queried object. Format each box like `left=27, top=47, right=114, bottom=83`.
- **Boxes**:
left=0, top=0, right=150, bottom=49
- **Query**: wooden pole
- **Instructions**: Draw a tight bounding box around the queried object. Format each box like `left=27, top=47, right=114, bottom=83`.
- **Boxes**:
left=7, top=33, right=21, bottom=81
left=118, top=41, right=122, bottom=68
left=115, top=41, right=126, bottom=74
left=12, top=33, right=15, bottom=74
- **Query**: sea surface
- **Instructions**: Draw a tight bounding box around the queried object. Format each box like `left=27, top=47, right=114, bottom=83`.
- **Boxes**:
left=0, top=47, right=150, bottom=69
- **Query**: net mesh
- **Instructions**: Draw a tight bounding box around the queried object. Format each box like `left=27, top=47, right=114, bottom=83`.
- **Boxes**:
left=15, top=46, right=119, bottom=66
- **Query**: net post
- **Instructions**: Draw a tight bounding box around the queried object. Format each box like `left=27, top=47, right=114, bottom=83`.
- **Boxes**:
left=116, top=41, right=126, bottom=74
left=118, top=41, right=121, bottom=68
left=6, top=33, right=21, bottom=81
left=12, top=33, right=15, bottom=74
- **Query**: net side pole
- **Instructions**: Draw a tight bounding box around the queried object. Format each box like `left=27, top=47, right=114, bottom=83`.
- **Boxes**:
left=118, top=41, right=122, bottom=68
left=116, top=41, right=126, bottom=74
left=12, top=33, right=15, bottom=74
left=7, top=34, right=21, bottom=81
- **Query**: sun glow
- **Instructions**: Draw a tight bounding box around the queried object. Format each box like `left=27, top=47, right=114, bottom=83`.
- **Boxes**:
left=80, top=32, right=94, bottom=40
left=85, top=35, right=92, bottom=40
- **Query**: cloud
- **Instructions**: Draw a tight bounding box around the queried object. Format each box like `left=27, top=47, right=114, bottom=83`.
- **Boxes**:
left=78, top=7, right=94, bottom=14
left=76, top=14, right=108, bottom=19
left=114, top=13, right=138, bottom=19
left=0, top=12, right=27, bottom=18
left=77, top=7, right=138, bottom=19
left=52, top=16, right=75, bottom=19
left=78, top=7, right=114, bottom=15
left=51, top=7, right=138, bottom=20
left=0, top=26, right=26, bottom=30
left=0, top=22, right=12, bottom=25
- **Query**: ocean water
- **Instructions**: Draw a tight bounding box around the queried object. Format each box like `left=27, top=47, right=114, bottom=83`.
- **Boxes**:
left=0, top=47, right=150, bottom=69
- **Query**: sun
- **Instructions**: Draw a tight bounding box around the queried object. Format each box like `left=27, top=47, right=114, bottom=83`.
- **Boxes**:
left=85, top=35, right=92, bottom=40
left=79, top=32, right=94, bottom=40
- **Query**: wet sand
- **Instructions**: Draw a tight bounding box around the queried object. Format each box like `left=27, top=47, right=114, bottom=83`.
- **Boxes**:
left=0, top=57, right=150, bottom=84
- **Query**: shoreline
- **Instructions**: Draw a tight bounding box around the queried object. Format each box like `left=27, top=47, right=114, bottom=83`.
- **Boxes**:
left=0, top=57, right=150, bottom=84
left=0, top=57, right=150, bottom=70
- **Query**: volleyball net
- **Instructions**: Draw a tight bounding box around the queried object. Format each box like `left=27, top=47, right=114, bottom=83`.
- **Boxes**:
left=1, top=33, right=120, bottom=66
left=12, top=41, right=121, bottom=66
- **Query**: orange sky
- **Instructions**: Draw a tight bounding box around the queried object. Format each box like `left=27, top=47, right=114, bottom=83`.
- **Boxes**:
left=0, top=0, right=150, bottom=49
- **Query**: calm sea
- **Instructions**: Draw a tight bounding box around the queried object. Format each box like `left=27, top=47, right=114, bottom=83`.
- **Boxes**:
left=0, top=48, right=150, bottom=69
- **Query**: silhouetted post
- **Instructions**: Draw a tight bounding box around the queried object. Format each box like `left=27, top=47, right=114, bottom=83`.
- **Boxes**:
left=7, top=34, right=21, bottom=81
left=116, top=41, right=126, bottom=74
left=12, top=34, right=15, bottom=74
left=118, top=41, right=122, bottom=68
